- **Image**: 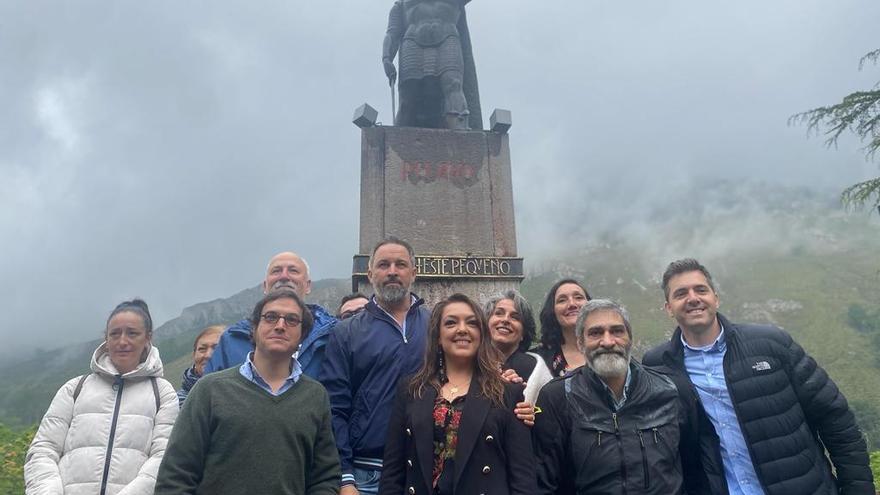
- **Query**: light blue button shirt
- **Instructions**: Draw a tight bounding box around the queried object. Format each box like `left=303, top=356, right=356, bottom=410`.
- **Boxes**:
left=239, top=352, right=302, bottom=396
left=682, top=327, right=765, bottom=495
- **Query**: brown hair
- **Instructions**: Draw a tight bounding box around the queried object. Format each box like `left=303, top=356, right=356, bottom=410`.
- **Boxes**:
left=192, top=325, right=225, bottom=351
left=408, top=293, right=506, bottom=407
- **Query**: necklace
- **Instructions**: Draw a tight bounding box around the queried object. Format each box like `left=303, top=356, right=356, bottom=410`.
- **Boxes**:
left=444, top=378, right=471, bottom=399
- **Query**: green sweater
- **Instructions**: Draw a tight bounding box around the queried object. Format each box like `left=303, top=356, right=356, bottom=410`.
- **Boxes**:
left=155, top=367, right=341, bottom=495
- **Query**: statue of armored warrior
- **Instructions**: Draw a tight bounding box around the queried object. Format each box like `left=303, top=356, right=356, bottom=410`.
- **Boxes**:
left=383, top=0, right=483, bottom=130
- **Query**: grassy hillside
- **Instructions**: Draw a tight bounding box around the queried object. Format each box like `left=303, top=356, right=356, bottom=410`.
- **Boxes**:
left=2, top=182, right=879, bottom=448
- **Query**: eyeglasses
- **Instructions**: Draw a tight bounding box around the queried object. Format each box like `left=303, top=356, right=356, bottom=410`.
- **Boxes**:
left=260, top=312, right=302, bottom=327
left=338, top=307, right=365, bottom=320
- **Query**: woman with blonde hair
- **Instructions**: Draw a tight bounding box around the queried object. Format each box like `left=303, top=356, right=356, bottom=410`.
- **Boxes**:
left=177, top=324, right=224, bottom=405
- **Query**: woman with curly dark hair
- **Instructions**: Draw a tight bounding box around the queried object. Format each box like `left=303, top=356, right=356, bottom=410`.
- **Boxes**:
left=380, top=293, right=536, bottom=495
left=530, top=279, right=591, bottom=377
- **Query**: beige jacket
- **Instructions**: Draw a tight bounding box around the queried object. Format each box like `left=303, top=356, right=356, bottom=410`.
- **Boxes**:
left=24, top=344, right=178, bottom=495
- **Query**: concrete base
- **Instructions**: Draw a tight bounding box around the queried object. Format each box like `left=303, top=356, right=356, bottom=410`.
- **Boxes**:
left=355, top=125, right=521, bottom=306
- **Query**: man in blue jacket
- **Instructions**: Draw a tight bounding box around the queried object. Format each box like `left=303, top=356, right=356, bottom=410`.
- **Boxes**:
left=321, top=237, right=430, bottom=495
left=200, top=251, right=336, bottom=379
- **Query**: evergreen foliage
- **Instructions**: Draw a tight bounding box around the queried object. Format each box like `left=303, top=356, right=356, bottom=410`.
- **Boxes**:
left=790, top=49, right=880, bottom=213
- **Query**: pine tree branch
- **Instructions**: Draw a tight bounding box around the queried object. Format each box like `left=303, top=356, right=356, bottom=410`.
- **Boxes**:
left=841, top=177, right=880, bottom=212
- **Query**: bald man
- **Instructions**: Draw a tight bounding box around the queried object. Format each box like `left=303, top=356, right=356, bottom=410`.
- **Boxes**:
left=200, top=252, right=336, bottom=379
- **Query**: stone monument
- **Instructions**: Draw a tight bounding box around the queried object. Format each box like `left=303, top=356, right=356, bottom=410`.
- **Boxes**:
left=352, top=0, right=522, bottom=305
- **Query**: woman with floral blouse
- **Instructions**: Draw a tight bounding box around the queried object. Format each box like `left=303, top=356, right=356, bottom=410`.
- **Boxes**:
left=379, top=293, right=537, bottom=495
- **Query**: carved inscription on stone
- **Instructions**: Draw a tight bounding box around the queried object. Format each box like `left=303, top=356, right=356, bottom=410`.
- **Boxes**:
left=352, top=255, right=523, bottom=280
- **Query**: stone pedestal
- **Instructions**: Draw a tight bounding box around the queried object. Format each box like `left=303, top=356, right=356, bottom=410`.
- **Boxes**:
left=353, top=126, right=522, bottom=305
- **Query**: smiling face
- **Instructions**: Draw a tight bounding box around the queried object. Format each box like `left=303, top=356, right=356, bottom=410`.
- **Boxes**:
left=581, top=309, right=631, bottom=379
left=664, top=270, right=720, bottom=339
left=439, top=301, right=482, bottom=362
left=106, top=311, right=152, bottom=374
left=253, top=297, right=304, bottom=358
left=192, top=330, right=221, bottom=376
left=263, top=252, right=311, bottom=297
left=488, top=298, right=523, bottom=356
left=554, top=283, right=589, bottom=331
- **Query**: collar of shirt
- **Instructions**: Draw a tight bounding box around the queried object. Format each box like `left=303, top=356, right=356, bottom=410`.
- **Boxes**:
left=373, top=293, right=418, bottom=333
left=600, top=360, right=633, bottom=411
left=681, top=323, right=726, bottom=353
left=239, top=351, right=302, bottom=396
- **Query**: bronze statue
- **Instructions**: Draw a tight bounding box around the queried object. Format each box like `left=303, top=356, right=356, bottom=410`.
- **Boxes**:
left=383, top=0, right=482, bottom=130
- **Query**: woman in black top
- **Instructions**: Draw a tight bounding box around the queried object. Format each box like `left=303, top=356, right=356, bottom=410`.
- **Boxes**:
left=530, top=279, right=591, bottom=377
left=380, top=293, right=537, bottom=495
left=484, top=290, right=553, bottom=404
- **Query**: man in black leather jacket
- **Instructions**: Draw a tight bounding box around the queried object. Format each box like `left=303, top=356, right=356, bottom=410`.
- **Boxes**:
left=643, top=258, right=874, bottom=495
left=533, top=299, right=711, bottom=494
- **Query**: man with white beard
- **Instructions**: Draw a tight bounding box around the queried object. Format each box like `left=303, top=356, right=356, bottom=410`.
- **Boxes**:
left=532, top=299, right=711, bottom=494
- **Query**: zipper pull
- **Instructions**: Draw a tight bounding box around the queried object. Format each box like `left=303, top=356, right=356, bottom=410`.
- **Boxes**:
left=652, top=427, right=659, bottom=443
left=637, top=429, right=645, bottom=447
left=612, top=413, right=620, bottom=433
left=597, top=431, right=602, bottom=446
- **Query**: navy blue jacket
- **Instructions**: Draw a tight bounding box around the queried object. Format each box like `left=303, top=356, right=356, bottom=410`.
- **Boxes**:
left=202, top=304, right=336, bottom=379
left=320, top=296, right=430, bottom=483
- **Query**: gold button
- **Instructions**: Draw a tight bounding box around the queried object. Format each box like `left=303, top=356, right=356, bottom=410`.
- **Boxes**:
left=485, top=435, right=494, bottom=442
left=408, top=487, right=415, bottom=494
left=407, top=459, right=413, bottom=467
left=482, top=465, right=491, bottom=474
left=406, top=428, right=412, bottom=436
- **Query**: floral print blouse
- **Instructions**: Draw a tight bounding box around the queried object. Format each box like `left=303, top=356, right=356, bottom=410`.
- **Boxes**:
left=432, top=394, right=466, bottom=494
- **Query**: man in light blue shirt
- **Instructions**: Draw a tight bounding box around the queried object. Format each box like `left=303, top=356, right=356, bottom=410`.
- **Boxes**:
left=681, top=325, right=763, bottom=495
left=644, top=258, right=873, bottom=495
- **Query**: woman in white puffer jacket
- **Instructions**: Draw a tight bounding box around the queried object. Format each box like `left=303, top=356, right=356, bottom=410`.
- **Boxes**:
left=24, top=299, right=179, bottom=495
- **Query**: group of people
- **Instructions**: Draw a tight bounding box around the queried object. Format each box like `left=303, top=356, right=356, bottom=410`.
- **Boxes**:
left=23, top=237, right=875, bottom=494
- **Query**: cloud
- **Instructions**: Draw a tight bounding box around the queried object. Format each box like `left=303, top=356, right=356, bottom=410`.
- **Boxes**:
left=0, top=0, right=878, bottom=362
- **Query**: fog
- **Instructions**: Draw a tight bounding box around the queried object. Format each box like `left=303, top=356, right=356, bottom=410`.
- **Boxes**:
left=1, top=0, right=878, bottom=364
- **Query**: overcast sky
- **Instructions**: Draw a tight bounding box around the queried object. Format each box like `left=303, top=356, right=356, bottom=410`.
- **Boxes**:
left=1, top=0, right=878, bottom=363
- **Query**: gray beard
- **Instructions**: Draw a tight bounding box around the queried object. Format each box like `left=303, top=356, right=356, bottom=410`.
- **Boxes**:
left=373, top=282, right=409, bottom=306
left=589, top=351, right=630, bottom=379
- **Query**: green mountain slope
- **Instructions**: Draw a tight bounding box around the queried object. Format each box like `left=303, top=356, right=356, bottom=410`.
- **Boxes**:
left=2, top=182, right=879, bottom=447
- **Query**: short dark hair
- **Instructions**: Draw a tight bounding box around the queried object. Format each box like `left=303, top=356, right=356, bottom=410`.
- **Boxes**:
left=337, top=292, right=368, bottom=314
left=369, top=236, right=416, bottom=269
left=250, top=289, right=314, bottom=342
left=538, top=279, right=591, bottom=352
left=484, top=290, right=537, bottom=353
left=106, top=299, right=153, bottom=335
left=661, top=258, right=716, bottom=300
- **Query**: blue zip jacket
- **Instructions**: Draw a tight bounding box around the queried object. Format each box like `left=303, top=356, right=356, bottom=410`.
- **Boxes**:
left=202, top=304, right=336, bottom=379
left=320, top=296, right=430, bottom=482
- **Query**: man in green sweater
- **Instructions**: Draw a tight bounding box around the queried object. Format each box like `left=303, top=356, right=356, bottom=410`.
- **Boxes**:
left=155, top=289, right=341, bottom=494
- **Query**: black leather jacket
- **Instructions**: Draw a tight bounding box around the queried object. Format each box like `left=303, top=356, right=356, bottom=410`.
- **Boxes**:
left=533, top=360, right=712, bottom=495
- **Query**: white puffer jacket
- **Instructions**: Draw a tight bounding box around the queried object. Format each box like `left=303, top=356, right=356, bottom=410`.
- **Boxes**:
left=24, top=344, right=179, bottom=495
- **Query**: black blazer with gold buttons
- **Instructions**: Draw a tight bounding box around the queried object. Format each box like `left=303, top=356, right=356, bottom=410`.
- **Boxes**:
left=379, top=379, right=537, bottom=495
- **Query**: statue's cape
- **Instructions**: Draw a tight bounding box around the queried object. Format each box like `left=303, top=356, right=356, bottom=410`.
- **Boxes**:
left=458, top=7, right=483, bottom=130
